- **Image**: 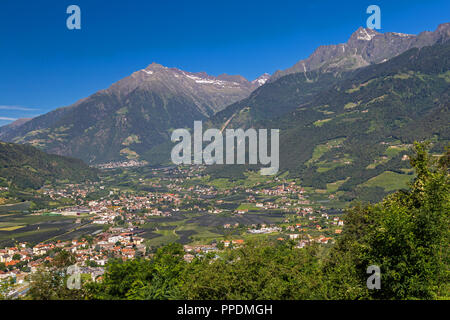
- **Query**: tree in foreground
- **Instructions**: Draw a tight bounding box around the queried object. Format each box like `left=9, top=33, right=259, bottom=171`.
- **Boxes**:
left=323, top=142, right=449, bottom=299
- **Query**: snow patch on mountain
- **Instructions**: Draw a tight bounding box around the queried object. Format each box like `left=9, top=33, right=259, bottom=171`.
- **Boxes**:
left=251, top=73, right=271, bottom=86
left=392, top=32, right=414, bottom=37
left=357, top=28, right=376, bottom=41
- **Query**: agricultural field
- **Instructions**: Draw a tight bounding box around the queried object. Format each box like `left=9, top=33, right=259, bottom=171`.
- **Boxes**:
left=360, top=171, right=414, bottom=192
left=0, top=203, right=100, bottom=247
left=139, top=211, right=287, bottom=247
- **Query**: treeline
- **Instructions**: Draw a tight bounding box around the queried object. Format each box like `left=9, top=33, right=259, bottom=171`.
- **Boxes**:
left=14, top=143, right=449, bottom=300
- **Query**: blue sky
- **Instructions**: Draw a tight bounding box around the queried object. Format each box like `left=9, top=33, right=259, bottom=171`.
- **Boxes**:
left=0, top=0, right=449, bottom=126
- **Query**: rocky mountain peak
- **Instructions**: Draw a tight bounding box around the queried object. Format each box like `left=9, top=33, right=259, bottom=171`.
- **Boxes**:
left=252, top=73, right=271, bottom=86
left=270, top=23, right=450, bottom=81
left=216, top=74, right=249, bottom=84
left=435, top=22, right=450, bottom=42
left=133, top=63, right=269, bottom=91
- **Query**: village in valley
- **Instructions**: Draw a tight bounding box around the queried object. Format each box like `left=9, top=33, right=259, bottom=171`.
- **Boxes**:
left=0, top=163, right=346, bottom=297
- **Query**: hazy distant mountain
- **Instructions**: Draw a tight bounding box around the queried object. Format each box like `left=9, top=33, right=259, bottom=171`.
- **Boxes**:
left=1, top=63, right=267, bottom=164
left=270, top=23, right=450, bottom=81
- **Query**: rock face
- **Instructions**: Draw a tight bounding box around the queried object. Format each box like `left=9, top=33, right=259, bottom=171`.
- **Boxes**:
left=251, top=73, right=271, bottom=86
left=0, top=63, right=267, bottom=164
left=270, top=23, right=450, bottom=81
left=108, top=63, right=264, bottom=117
left=2, top=23, right=448, bottom=167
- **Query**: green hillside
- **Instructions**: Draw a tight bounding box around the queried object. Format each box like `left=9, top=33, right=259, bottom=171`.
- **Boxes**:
left=0, top=141, right=98, bottom=189
left=208, top=41, right=450, bottom=202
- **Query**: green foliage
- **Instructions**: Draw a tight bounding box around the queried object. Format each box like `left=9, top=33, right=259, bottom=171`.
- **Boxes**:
left=86, top=243, right=186, bottom=300
left=324, top=142, right=449, bottom=299
left=0, top=278, right=14, bottom=300
left=26, top=251, right=87, bottom=300
left=182, top=241, right=324, bottom=300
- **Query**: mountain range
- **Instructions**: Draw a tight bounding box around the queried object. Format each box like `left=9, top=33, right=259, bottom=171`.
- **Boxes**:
left=211, top=23, right=450, bottom=125
left=271, top=23, right=450, bottom=80
left=207, top=31, right=449, bottom=201
left=0, top=63, right=268, bottom=164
